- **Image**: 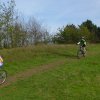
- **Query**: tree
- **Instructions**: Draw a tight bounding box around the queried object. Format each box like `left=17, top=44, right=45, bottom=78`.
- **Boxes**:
left=27, top=17, right=50, bottom=45
left=96, top=27, right=100, bottom=42
left=53, top=24, right=79, bottom=43
left=81, top=20, right=94, bottom=32
left=0, top=0, right=16, bottom=48
left=53, top=23, right=92, bottom=44
left=81, top=19, right=99, bottom=42
left=78, top=25, right=91, bottom=41
left=0, top=0, right=51, bottom=48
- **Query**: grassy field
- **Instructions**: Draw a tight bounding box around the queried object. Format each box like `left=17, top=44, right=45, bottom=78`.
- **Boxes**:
left=0, top=45, right=71, bottom=75
left=0, top=44, right=100, bottom=100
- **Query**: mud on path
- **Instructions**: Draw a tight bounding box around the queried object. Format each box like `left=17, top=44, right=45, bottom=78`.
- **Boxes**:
left=0, top=59, right=67, bottom=88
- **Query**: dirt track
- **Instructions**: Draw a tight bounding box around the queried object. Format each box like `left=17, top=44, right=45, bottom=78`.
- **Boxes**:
left=0, top=59, right=66, bottom=88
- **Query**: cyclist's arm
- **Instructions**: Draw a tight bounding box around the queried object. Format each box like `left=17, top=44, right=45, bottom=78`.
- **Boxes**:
left=84, top=41, right=86, bottom=45
left=77, top=42, right=80, bottom=45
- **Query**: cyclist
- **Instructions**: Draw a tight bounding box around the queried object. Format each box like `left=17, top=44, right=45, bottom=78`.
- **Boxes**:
left=0, top=55, right=3, bottom=68
left=77, top=37, right=86, bottom=55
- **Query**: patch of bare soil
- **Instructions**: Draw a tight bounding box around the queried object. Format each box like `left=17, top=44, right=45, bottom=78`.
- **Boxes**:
left=0, top=59, right=66, bottom=88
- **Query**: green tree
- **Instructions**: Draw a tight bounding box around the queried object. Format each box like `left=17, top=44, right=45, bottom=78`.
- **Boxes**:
left=78, top=25, right=91, bottom=41
left=53, top=24, right=79, bottom=43
left=81, top=19, right=99, bottom=42
left=0, top=0, right=16, bottom=48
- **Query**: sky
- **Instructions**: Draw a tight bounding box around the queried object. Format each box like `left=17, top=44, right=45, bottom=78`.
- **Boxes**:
left=1, top=0, right=100, bottom=34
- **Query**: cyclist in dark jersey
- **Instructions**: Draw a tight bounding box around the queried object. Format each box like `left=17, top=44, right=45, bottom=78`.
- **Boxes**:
left=77, top=37, right=86, bottom=46
left=77, top=37, right=86, bottom=55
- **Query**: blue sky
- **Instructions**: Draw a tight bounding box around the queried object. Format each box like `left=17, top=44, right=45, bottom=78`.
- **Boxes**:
left=2, top=0, right=100, bottom=33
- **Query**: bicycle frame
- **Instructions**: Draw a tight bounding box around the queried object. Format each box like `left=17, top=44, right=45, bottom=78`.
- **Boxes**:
left=77, top=45, right=86, bottom=58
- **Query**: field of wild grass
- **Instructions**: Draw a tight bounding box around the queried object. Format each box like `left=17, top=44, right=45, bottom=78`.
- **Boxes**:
left=0, top=45, right=75, bottom=75
left=0, top=44, right=100, bottom=100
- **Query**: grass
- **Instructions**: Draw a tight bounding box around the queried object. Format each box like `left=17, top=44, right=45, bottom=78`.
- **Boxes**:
left=0, top=44, right=100, bottom=100
left=0, top=45, right=73, bottom=75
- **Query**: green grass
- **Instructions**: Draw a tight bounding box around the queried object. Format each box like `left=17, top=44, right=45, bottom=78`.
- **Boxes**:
left=0, top=45, right=73, bottom=75
left=0, top=44, right=100, bottom=100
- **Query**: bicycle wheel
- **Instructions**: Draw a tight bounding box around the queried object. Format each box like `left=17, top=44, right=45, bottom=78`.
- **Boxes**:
left=77, top=50, right=83, bottom=58
left=0, top=70, right=7, bottom=84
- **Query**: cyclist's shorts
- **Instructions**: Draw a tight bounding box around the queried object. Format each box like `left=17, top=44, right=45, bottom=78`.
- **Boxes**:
left=82, top=44, right=86, bottom=47
left=0, top=63, right=3, bottom=68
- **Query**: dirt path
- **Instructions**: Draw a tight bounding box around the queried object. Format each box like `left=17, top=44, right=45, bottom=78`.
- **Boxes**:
left=0, top=59, right=67, bottom=88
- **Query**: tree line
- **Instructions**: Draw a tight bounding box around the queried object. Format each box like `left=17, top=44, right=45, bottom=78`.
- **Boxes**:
left=0, top=0, right=100, bottom=49
left=53, top=20, right=100, bottom=44
left=0, top=0, right=51, bottom=48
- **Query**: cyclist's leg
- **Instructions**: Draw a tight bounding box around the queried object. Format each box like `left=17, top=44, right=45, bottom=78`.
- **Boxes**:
left=77, top=46, right=82, bottom=58
left=82, top=47, right=86, bottom=56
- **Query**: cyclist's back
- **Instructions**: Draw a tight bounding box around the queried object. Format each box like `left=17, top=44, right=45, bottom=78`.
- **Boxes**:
left=77, top=37, right=86, bottom=47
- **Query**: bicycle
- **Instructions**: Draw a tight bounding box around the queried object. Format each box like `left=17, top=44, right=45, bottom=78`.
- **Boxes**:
left=0, top=68, right=7, bottom=85
left=77, top=46, right=86, bottom=59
